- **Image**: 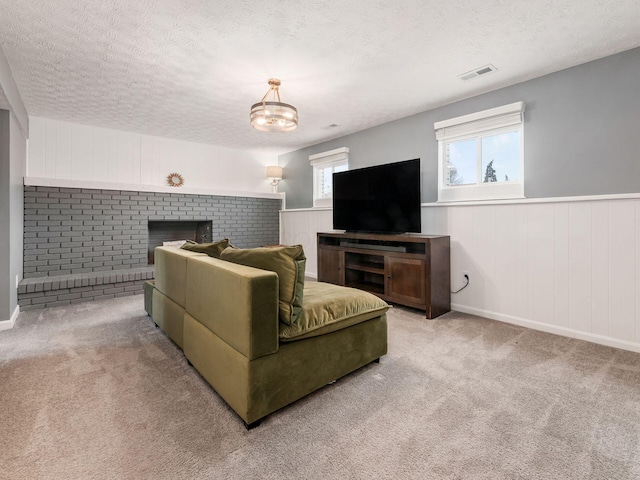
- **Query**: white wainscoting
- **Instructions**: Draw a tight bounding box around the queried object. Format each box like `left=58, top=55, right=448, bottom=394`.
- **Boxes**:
left=27, top=117, right=277, bottom=194
left=279, top=208, right=333, bottom=278
left=280, top=196, right=640, bottom=353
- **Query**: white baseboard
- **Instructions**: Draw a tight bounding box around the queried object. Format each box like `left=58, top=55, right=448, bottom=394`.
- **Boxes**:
left=0, top=305, right=20, bottom=331
left=451, top=303, right=640, bottom=354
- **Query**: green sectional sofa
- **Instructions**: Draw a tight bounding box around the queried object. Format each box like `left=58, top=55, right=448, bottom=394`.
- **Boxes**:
left=146, top=245, right=389, bottom=428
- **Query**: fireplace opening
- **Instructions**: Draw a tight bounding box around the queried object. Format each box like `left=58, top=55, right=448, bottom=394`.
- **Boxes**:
left=148, top=221, right=213, bottom=264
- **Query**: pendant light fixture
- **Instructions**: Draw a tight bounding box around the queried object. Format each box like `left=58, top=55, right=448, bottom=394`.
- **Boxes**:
left=250, top=78, right=298, bottom=132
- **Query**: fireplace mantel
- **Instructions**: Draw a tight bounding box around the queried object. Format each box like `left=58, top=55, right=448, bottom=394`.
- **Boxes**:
left=24, top=177, right=284, bottom=202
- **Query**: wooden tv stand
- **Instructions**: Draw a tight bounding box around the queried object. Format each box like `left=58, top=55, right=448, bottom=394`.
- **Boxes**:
left=317, top=232, right=451, bottom=319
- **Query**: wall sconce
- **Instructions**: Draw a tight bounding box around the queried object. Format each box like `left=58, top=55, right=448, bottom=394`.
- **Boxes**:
left=266, top=165, right=283, bottom=193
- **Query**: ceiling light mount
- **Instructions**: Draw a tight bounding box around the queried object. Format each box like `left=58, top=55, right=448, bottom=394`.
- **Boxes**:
left=250, top=78, right=298, bottom=132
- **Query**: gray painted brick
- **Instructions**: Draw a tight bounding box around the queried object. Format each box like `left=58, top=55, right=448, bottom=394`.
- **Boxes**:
left=91, top=294, right=115, bottom=301
left=31, top=296, right=51, bottom=305
left=48, top=259, right=70, bottom=266
left=50, top=269, right=72, bottom=276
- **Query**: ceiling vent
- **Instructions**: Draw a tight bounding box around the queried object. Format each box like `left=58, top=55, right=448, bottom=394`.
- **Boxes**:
left=459, top=64, right=497, bottom=81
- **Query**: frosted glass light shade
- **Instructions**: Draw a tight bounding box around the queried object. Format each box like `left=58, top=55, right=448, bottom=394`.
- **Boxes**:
left=250, top=79, right=298, bottom=132
left=251, top=102, right=298, bottom=132
left=266, top=165, right=283, bottom=180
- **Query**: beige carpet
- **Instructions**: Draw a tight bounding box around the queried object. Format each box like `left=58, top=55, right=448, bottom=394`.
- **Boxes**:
left=2, top=295, right=640, bottom=479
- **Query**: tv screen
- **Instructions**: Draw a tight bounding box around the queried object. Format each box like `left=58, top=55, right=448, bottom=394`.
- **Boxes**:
left=333, top=158, right=421, bottom=233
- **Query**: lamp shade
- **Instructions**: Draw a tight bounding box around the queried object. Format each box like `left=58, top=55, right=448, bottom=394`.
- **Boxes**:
left=266, top=166, right=283, bottom=180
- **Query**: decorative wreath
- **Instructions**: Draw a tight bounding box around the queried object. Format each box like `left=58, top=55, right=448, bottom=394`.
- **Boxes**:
left=167, top=172, right=184, bottom=187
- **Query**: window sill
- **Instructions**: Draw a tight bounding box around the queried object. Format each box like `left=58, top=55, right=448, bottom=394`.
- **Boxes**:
left=438, top=182, right=524, bottom=203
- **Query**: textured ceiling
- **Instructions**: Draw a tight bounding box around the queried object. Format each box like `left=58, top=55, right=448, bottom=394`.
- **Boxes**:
left=1, top=0, right=639, bottom=154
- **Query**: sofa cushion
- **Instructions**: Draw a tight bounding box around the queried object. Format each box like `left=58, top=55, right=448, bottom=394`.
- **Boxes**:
left=143, top=279, right=155, bottom=316
left=220, top=245, right=306, bottom=325
left=180, top=238, right=230, bottom=258
left=185, top=256, right=279, bottom=360
left=279, top=281, right=389, bottom=341
left=154, top=246, right=204, bottom=308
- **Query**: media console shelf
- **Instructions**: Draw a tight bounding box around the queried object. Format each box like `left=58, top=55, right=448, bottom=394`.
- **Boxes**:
left=317, top=232, right=451, bottom=319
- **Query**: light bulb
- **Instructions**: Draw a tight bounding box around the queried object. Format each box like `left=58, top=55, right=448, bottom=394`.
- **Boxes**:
left=257, top=117, right=266, bottom=125
left=278, top=119, right=285, bottom=126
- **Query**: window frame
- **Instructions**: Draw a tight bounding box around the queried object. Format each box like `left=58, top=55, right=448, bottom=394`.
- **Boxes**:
left=310, top=147, right=349, bottom=208
left=435, top=102, right=525, bottom=202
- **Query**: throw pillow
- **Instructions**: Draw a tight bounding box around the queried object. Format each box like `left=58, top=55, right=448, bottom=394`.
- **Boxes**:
left=220, top=245, right=306, bottom=325
left=180, top=238, right=230, bottom=258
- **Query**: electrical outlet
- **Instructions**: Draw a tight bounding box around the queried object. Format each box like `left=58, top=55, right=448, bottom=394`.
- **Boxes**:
left=15, top=275, right=19, bottom=288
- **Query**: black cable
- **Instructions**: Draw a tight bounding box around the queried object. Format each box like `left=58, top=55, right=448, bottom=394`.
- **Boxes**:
left=452, top=274, right=469, bottom=294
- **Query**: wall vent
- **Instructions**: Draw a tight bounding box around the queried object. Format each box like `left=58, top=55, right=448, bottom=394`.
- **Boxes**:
left=459, top=64, right=497, bottom=81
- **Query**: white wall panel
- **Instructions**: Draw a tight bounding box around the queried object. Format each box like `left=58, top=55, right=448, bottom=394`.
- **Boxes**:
left=281, top=196, right=640, bottom=352
left=608, top=200, right=636, bottom=341
left=27, top=116, right=277, bottom=194
left=527, top=204, right=555, bottom=326
left=55, top=121, right=72, bottom=179
left=139, top=135, right=154, bottom=185
left=636, top=200, right=640, bottom=344
left=553, top=204, right=569, bottom=328
left=591, top=202, right=609, bottom=337
left=92, top=127, right=109, bottom=181
left=280, top=209, right=332, bottom=277
left=27, top=118, right=45, bottom=177
left=513, top=204, right=529, bottom=321
left=106, top=129, right=119, bottom=182
left=568, top=202, right=592, bottom=333
left=71, top=123, right=93, bottom=180
left=447, top=206, right=473, bottom=304
left=471, top=206, right=496, bottom=312
left=494, top=205, right=517, bottom=317
left=44, top=119, right=57, bottom=178
left=422, top=206, right=447, bottom=236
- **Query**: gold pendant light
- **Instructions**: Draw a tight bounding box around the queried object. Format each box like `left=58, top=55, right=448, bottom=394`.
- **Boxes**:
left=250, top=78, right=298, bottom=132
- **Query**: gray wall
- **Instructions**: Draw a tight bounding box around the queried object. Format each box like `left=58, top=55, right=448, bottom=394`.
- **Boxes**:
left=0, top=109, right=26, bottom=321
left=0, top=110, right=10, bottom=320
left=280, top=47, right=640, bottom=209
left=10, top=114, right=26, bottom=316
left=0, top=45, right=29, bottom=323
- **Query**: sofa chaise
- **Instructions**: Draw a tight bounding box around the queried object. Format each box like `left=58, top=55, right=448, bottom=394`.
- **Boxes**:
left=145, top=244, right=389, bottom=428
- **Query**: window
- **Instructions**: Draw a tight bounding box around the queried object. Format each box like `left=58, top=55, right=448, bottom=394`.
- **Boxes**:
left=310, top=147, right=349, bottom=207
left=435, top=102, right=525, bottom=202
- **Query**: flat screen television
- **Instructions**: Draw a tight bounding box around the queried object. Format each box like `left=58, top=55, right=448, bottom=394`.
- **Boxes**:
left=333, top=158, right=421, bottom=233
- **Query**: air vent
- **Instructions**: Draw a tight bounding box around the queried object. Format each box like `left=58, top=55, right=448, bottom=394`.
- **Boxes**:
left=459, top=64, right=497, bottom=81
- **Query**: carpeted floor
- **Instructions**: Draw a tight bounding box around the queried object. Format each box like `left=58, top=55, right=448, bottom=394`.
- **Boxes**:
left=2, top=295, right=640, bottom=479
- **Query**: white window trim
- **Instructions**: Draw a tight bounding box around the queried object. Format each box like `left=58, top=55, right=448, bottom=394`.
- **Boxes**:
left=435, top=102, right=525, bottom=202
left=310, top=147, right=349, bottom=207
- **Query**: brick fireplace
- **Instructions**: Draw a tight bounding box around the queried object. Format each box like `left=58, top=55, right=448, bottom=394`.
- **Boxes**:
left=19, top=186, right=281, bottom=310
left=147, top=220, right=213, bottom=264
